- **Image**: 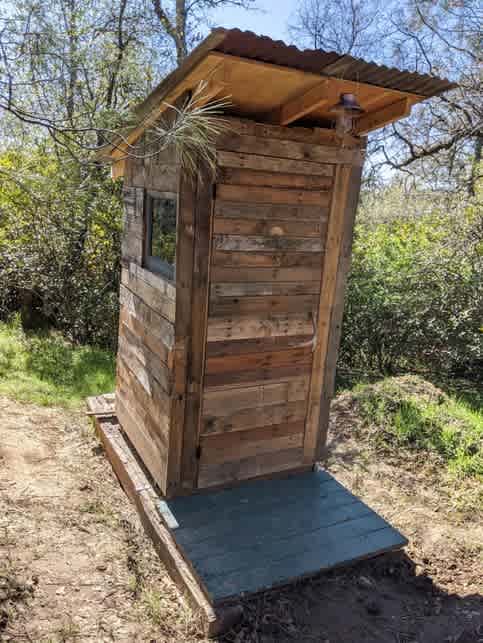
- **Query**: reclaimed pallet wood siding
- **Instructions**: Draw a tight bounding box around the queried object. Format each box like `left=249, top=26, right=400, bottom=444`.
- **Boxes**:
left=197, top=131, right=336, bottom=488
left=116, top=149, right=179, bottom=495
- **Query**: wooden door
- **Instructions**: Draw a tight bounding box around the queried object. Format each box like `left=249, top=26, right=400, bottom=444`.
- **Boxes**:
left=196, top=147, right=336, bottom=488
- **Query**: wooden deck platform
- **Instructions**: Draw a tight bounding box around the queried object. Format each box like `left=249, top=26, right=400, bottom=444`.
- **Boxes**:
left=163, top=468, right=407, bottom=603
left=87, top=398, right=407, bottom=636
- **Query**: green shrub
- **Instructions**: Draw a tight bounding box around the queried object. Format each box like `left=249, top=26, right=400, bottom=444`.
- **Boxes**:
left=354, top=375, right=483, bottom=479
left=340, top=185, right=482, bottom=379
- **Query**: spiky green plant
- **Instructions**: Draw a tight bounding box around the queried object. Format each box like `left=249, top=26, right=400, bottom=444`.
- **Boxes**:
left=144, top=80, right=231, bottom=175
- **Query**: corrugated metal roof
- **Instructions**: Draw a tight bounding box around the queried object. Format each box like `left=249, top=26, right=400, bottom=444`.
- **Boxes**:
left=101, top=28, right=456, bottom=159
left=213, top=29, right=456, bottom=98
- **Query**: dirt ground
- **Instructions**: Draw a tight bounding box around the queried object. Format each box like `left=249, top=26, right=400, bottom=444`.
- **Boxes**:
left=0, top=394, right=481, bottom=643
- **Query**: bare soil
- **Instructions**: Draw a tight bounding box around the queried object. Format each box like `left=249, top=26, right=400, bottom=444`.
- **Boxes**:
left=0, top=394, right=481, bottom=643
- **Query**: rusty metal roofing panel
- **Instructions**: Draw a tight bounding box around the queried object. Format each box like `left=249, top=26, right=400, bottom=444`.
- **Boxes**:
left=213, top=28, right=457, bottom=97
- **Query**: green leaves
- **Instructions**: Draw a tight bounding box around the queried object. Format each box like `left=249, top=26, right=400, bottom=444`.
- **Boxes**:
left=340, top=184, right=482, bottom=378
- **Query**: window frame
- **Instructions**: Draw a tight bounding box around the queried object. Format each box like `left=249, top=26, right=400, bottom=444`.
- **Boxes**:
left=143, top=189, right=177, bottom=282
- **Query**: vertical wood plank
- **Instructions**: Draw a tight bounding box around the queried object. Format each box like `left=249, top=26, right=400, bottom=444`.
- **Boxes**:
left=180, top=166, right=215, bottom=492
left=165, top=169, right=197, bottom=496
left=315, top=149, right=365, bottom=460
left=303, top=156, right=361, bottom=464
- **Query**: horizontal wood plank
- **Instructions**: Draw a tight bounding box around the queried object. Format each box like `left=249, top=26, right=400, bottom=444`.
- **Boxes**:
left=202, top=402, right=307, bottom=435
left=212, top=218, right=326, bottom=238
left=118, top=323, right=172, bottom=394
left=207, top=313, right=315, bottom=342
left=218, top=166, right=333, bottom=189
left=202, top=378, right=309, bottom=416
left=209, top=294, right=318, bottom=317
left=213, top=235, right=322, bottom=253
left=116, top=394, right=168, bottom=490
left=206, top=346, right=312, bottom=375
left=211, top=265, right=322, bottom=282
left=200, top=422, right=304, bottom=464
left=127, top=262, right=176, bottom=300
left=198, top=447, right=304, bottom=488
left=217, top=133, right=362, bottom=165
left=214, top=201, right=329, bottom=221
left=121, top=267, right=176, bottom=322
left=217, top=184, right=330, bottom=207
left=120, top=307, right=173, bottom=367
left=117, top=358, right=171, bottom=433
left=206, top=335, right=313, bottom=357
left=210, top=281, right=321, bottom=297
left=205, top=364, right=312, bottom=388
left=212, top=250, right=323, bottom=269
left=119, top=284, right=175, bottom=348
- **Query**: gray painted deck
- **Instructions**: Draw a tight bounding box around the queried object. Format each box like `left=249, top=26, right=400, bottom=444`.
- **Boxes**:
left=160, top=468, right=407, bottom=603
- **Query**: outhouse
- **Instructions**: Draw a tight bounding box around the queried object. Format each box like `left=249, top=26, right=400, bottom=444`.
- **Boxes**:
left=92, top=28, right=454, bottom=631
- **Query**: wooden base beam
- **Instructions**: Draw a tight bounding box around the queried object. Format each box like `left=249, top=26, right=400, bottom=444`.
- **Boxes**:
left=87, top=400, right=242, bottom=637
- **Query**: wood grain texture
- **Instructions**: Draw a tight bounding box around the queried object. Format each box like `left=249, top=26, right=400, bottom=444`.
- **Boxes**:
left=180, top=167, right=215, bottom=492
left=211, top=281, right=321, bottom=297
left=121, top=267, right=176, bottom=322
left=118, top=322, right=172, bottom=394
left=217, top=184, right=331, bottom=207
left=198, top=447, right=304, bottom=488
left=120, top=306, right=173, bottom=368
left=92, top=416, right=219, bottom=633
left=315, top=155, right=365, bottom=460
left=202, top=402, right=307, bottom=436
left=206, top=334, right=313, bottom=357
left=213, top=218, right=326, bottom=238
left=209, top=294, right=318, bottom=317
left=213, top=231, right=323, bottom=251
left=217, top=150, right=334, bottom=177
left=303, top=163, right=353, bottom=464
left=211, top=265, right=322, bottom=283
left=212, top=250, right=323, bottom=268
left=206, top=346, right=312, bottom=375
left=220, top=116, right=361, bottom=149
left=217, top=133, right=362, bottom=165
left=214, top=200, right=328, bottom=221
left=116, top=393, right=169, bottom=491
left=119, top=284, right=175, bottom=348
left=218, top=166, right=333, bottom=188
left=202, top=378, right=309, bottom=416
left=207, top=312, right=315, bottom=342
left=205, top=364, right=312, bottom=389
left=200, top=422, right=304, bottom=464
left=166, top=169, right=195, bottom=495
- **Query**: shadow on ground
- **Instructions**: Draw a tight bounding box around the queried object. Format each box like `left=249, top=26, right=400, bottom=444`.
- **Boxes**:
left=219, top=551, right=482, bottom=643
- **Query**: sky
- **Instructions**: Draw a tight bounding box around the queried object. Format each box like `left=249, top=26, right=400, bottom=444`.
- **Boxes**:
left=211, top=0, right=294, bottom=43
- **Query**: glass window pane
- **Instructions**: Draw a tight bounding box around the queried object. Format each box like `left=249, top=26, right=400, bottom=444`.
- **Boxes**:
left=150, top=196, right=176, bottom=266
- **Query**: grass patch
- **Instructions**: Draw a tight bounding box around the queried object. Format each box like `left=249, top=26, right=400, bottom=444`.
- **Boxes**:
left=353, top=375, right=482, bottom=480
left=0, top=317, right=115, bottom=408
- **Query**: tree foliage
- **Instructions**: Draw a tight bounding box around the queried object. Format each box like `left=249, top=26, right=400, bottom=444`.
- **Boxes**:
left=340, top=183, right=482, bottom=379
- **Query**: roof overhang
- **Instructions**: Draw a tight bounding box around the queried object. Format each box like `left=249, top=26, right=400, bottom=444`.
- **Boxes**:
left=100, top=28, right=457, bottom=163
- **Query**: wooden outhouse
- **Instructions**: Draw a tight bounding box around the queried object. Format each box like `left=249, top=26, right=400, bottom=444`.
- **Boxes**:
left=92, top=28, right=454, bottom=632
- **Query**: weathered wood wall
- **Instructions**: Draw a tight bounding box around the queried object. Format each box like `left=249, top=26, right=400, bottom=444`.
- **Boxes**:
left=192, top=118, right=364, bottom=489
left=115, top=118, right=364, bottom=496
left=116, top=145, right=180, bottom=495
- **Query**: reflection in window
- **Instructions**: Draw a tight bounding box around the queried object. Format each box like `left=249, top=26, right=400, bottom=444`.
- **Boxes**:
left=145, top=192, right=177, bottom=280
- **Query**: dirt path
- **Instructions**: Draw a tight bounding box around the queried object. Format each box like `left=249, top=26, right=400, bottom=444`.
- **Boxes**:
left=1, top=395, right=482, bottom=642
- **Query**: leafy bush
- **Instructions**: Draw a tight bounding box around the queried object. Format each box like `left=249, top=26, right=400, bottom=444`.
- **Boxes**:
left=0, top=317, right=115, bottom=407
left=0, top=150, right=123, bottom=350
left=340, top=185, right=482, bottom=379
left=353, top=375, right=483, bottom=479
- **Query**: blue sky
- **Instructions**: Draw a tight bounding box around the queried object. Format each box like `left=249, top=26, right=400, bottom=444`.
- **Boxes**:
left=211, top=0, right=294, bottom=42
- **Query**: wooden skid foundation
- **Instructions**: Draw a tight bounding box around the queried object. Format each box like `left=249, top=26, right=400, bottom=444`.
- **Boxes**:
left=87, top=397, right=407, bottom=636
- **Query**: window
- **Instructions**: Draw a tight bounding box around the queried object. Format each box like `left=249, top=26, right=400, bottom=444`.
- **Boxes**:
left=144, top=191, right=177, bottom=280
